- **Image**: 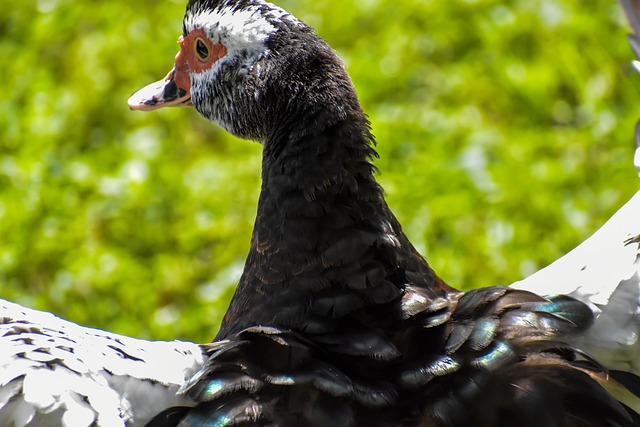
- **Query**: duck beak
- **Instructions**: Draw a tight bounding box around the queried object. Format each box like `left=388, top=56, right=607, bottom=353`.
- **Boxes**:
left=128, top=50, right=192, bottom=111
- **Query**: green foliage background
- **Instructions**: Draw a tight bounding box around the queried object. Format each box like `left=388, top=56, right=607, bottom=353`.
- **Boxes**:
left=1, top=0, right=638, bottom=343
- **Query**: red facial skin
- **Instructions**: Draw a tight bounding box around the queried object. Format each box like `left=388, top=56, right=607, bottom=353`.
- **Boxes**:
left=128, top=29, right=227, bottom=110
left=174, top=28, right=228, bottom=94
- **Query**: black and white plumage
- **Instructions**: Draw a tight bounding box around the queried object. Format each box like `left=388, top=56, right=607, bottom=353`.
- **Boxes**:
left=0, top=299, right=204, bottom=426
left=3, top=0, right=640, bottom=426
left=128, top=0, right=640, bottom=425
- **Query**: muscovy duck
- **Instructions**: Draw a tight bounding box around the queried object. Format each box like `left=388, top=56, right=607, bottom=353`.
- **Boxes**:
left=2, top=1, right=640, bottom=426
left=124, top=0, right=640, bottom=425
left=3, top=215, right=637, bottom=426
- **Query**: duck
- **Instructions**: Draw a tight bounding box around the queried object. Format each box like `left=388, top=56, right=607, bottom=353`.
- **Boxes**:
left=3, top=209, right=637, bottom=426
left=125, top=0, right=640, bottom=425
left=2, top=0, right=640, bottom=426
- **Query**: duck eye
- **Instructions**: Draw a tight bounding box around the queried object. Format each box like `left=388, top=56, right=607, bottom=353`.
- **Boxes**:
left=194, top=37, right=210, bottom=62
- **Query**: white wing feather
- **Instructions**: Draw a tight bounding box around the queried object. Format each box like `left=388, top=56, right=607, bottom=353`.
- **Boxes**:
left=513, top=191, right=640, bottom=372
left=0, top=299, right=205, bottom=426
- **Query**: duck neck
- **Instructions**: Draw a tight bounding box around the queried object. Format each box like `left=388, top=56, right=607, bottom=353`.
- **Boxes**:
left=216, top=103, right=447, bottom=339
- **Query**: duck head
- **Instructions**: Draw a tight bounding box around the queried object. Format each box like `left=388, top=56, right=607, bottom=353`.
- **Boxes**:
left=128, top=0, right=338, bottom=143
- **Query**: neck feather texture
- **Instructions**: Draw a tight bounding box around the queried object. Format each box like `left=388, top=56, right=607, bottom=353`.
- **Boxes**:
left=216, top=48, right=451, bottom=338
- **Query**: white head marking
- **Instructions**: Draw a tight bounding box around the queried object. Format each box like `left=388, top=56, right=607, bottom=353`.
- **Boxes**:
left=184, top=1, right=301, bottom=52
left=182, top=1, right=304, bottom=137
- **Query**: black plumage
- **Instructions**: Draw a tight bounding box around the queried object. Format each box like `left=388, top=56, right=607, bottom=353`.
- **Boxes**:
left=129, top=1, right=640, bottom=425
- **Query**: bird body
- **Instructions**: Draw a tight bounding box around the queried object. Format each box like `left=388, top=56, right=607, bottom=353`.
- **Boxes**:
left=2, top=0, right=640, bottom=425
left=128, top=0, right=640, bottom=425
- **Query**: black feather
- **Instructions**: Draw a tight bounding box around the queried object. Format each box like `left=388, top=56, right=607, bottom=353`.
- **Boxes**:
left=141, top=1, right=640, bottom=425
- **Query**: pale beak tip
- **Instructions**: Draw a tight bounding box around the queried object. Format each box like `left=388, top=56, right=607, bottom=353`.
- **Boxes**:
left=127, top=80, right=168, bottom=111
left=127, top=77, right=191, bottom=111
